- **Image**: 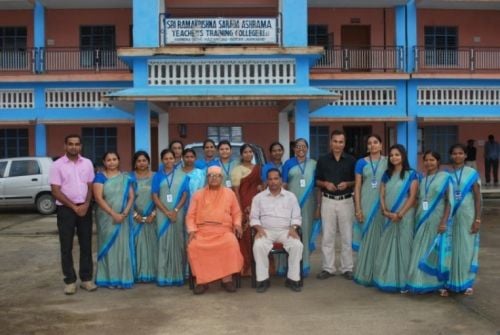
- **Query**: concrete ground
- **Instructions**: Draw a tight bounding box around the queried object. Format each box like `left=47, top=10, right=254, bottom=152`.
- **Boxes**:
left=0, top=200, right=499, bottom=335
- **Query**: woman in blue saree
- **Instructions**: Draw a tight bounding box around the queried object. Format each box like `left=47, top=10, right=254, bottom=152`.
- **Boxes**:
left=282, top=138, right=317, bottom=277
left=152, top=149, right=189, bottom=286
left=353, top=134, right=387, bottom=286
left=194, top=139, right=218, bottom=170
left=169, top=140, right=184, bottom=170
left=406, top=151, right=452, bottom=295
left=215, top=140, right=237, bottom=189
left=93, top=151, right=135, bottom=289
left=373, top=144, right=418, bottom=293
left=130, top=151, right=158, bottom=283
left=447, top=143, right=482, bottom=296
left=182, top=148, right=206, bottom=201
left=261, top=141, right=285, bottom=183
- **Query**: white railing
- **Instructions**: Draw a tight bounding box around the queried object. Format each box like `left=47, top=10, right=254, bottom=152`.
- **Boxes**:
left=45, top=88, right=120, bottom=108
left=326, top=87, right=397, bottom=106
left=148, top=59, right=296, bottom=86
left=417, top=87, right=500, bottom=105
left=0, top=89, right=34, bottom=109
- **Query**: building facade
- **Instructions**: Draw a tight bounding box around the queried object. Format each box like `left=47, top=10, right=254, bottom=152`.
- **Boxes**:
left=1, top=0, right=499, bottom=175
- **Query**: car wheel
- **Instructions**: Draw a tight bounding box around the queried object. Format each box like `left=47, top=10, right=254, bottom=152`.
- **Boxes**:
left=36, top=194, right=56, bottom=215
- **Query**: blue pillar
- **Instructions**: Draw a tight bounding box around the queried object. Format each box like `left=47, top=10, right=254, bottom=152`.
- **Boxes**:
left=406, top=0, right=417, bottom=73
left=407, top=118, right=418, bottom=169
left=395, top=5, right=406, bottom=72
left=296, top=56, right=310, bottom=87
left=135, top=101, right=151, bottom=154
left=397, top=122, right=407, bottom=147
left=133, top=58, right=149, bottom=87
left=133, top=0, right=162, bottom=47
left=280, top=0, right=307, bottom=47
left=294, top=100, right=310, bottom=144
left=35, top=123, right=47, bottom=156
left=34, top=1, right=45, bottom=73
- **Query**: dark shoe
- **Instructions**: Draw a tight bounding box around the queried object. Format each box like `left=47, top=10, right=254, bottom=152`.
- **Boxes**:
left=193, top=284, right=208, bottom=295
left=343, top=271, right=354, bottom=280
left=256, top=279, right=270, bottom=293
left=222, top=281, right=237, bottom=293
left=316, top=270, right=334, bottom=280
left=285, top=278, right=302, bottom=292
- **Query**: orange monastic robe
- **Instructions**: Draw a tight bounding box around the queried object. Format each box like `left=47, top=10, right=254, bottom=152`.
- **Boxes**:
left=186, top=186, right=243, bottom=284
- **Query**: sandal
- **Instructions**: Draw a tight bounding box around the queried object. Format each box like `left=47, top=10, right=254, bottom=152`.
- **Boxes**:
left=439, top=289, right=449, bottom=297
left=464, top=288, right=474, bottom=296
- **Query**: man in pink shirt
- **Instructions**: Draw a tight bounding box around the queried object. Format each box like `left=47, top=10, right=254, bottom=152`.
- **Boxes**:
left=49, top=134, right=96, bottom=295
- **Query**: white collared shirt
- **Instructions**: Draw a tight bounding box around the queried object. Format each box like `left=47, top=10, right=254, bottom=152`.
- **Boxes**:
left=249, top=187, right=302, bottom=230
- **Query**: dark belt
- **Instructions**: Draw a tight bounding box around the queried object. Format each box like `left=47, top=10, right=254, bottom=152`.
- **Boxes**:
left=323, top=192, right=353, bottom=200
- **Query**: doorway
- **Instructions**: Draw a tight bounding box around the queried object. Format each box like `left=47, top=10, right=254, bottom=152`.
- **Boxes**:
left=344, top=126, right=372, bottom=159
left=341, top=25, right=371, bottom=71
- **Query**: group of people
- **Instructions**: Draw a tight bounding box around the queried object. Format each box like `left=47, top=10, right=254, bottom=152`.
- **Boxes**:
left=49, top=131, right=482, bottom=297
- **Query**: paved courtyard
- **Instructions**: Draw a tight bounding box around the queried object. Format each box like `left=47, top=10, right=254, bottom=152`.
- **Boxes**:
left=0, top=200, right=499, bottom=335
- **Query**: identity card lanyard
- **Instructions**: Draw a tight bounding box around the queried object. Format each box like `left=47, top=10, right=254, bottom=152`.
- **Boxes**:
left=453, top=166, right=464, bottom=201
left=422, top=173, right=437, bottom=211
left=298, top=159, right=307, bottom=188
left=221, top=160, right=232, bottom=188
left=165, top=169, right=175, bottom=203
left=369, top=157, right=380, bottom=189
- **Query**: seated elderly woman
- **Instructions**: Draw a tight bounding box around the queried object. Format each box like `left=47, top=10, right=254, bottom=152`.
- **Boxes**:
left=186, top=166, right=243, bottom=295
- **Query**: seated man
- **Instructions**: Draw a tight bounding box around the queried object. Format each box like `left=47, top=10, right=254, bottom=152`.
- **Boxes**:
left=186, top=166, right=243, bottom=295
left=250, top=168, right=303, bottom=293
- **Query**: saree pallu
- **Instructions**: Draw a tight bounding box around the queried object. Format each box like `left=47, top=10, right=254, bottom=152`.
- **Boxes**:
left=95, top=173, right=134, bottom=288
left=373, top=170, right=416, bottom=292
left=448, top=166, right=480, bottom=292
left=353, top=157, right=387, bottom=287
left=155, top=170, right=189, bottom=286
left=131, top=173, right=158, bottom=283
left=236, top=165, right=261, bottom=276
left=281, top=158, right=317, bottom=277
left=407, top=171, right=452, bottom=293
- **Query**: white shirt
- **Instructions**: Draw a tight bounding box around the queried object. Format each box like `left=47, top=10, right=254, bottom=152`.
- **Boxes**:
left=249, top=187, right=302, bottom=230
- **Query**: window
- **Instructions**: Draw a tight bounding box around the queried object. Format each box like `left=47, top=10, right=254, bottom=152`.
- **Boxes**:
left=309, top=126, right=330, bottom=160
left=424, top=26, right=458, bottom=66
left=207, top=126, right=243, bottom=143
left=0, top=128, right=29, bottom=158
left=9, top=160, right=40, bottom=177
left=422, top=126, right=458, bottom=162
left=0, top=161, right=7, bottom=177
left=308, top=25, right=331, bottom=48
left=82, top=127, right=117, bottom=166
left=80, top=25, right=116, bottom=68
left=0, top=26, right=27, bottom=69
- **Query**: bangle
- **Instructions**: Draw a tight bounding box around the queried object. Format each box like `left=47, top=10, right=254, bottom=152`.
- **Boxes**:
left=475, top=219, right=481, bottom=223
left=174, top=208, right=179, bottom=213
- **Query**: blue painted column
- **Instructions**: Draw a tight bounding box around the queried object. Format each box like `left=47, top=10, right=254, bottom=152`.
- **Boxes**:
left=280, top=0, right=307, bottom=47
left=296, top=56, right=310, bottom=87
left=133, top=0, right=163, bottom=47
left=294, top=100, right=310, bottom=144
left=395, top=5, right=406, bottom=72
left=406, top=0, right=417, bottom=73
left=135, top=101, right=151, bottom=153
left=406, top=119, right=418, bottom=168
left=34, top=1, right=45, bottom=73
left=34, top=86, right=46, bottom=156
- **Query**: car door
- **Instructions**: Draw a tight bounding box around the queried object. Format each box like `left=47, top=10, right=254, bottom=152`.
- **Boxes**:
left=0, top=161, right=8, bottom=205
left=2, top=159, right=42, bottom=205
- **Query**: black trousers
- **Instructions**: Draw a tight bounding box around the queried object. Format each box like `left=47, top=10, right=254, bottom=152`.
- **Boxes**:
left=56, top=205, right=93, bottom=284
left=485, top=158, right=499, bottom=183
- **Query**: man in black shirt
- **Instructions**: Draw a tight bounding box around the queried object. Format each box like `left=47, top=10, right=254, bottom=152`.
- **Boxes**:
left=315, top=129, right=356, bottom=280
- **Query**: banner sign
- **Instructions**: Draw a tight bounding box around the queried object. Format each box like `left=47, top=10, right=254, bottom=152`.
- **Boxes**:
left=163, top=17, right=279, bottom=45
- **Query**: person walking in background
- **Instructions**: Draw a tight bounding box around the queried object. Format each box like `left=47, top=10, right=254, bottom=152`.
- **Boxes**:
left=282, top=138, right=317, bottom=277
left=465, top=139, right=477, bottom=170
left=93, top=152, right=135, bottom=289
left=231, top=144, right=262, bottom=276
left=448, top=144, right=482, bottom=296
left=49, top=134, right=97, bottom=295
left=130, top=151, right=158, bottom=283
left=315, top=130, right=356, bottom=281
left=373, top=144, right=418, bottom=293
left=484, top=134, right=499, bottom=186
left=352, top=134, right=387, bottom=286
left=406, top=151, right=452, bottom=296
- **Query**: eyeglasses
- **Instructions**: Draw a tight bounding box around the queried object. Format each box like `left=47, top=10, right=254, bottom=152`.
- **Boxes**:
left=207, top=174, right=223, bottom=178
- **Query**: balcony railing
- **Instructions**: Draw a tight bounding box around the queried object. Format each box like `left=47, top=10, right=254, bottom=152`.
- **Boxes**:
left=313, top=46, right=404, bottom=72
left=414, top=47, right=500, bottom=72
left=0, top=48, right=130, bottom=74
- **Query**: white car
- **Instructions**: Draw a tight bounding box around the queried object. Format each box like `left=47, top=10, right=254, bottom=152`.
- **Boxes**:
left=0, top=157, right=56, bottom=214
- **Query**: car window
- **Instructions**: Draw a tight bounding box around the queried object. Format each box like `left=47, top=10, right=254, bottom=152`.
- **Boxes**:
left=9, top=160, right=40, bottom=177
left=0, top=161, right=6, bottom=177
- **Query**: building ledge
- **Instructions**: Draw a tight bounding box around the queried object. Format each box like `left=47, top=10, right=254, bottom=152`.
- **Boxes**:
left=118, top=46, right=325, bottom=57
left=311, top=72, right=410, bottom=80
left=0, top=73, right=132, bottom=83
left=412, top=73, right=500, bottom=80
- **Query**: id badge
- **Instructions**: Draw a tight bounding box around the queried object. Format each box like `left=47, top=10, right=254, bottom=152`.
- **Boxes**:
left=371, top=179, right=378, bottom=189
left=300, top=178, right=306, bottom=188
left=422, top=200, right=429, bottom=211
left=225, top=180, right=232, bottom=188
left=454, top=190, right=462, bottom=201
left=166, top=194, right=173, bottom=203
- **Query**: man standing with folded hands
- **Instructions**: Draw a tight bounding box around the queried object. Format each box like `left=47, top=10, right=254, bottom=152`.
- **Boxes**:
left=315, top=130, right=356, bottom=281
